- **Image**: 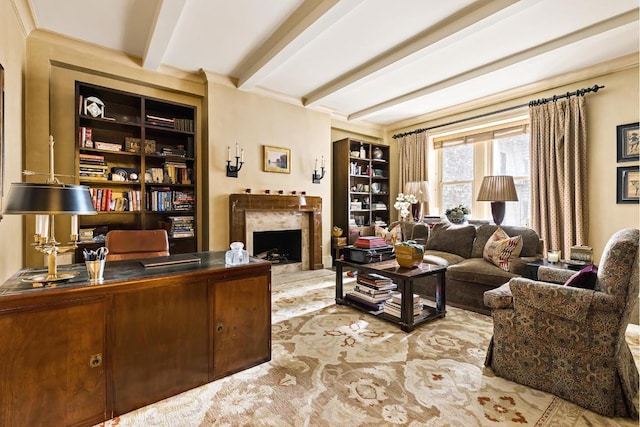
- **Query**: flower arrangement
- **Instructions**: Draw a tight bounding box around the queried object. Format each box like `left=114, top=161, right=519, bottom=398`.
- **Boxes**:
left=393, top=193, right=418, bottom=220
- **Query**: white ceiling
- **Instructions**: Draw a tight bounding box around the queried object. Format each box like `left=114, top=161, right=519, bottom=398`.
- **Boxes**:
left=25, top=0, right=640, bottom=127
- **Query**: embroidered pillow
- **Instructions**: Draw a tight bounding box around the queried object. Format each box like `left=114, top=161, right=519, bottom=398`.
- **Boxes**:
left=483, top=228, right=523, bottom=272
left=565, top=264, right=598, bottom=289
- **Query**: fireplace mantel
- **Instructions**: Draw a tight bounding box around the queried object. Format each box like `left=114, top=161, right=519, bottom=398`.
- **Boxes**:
left=229, top=194, right=323, bottom=270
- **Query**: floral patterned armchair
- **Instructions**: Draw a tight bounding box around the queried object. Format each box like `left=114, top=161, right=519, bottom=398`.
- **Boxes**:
left=483, top=228, right=639, bottom=418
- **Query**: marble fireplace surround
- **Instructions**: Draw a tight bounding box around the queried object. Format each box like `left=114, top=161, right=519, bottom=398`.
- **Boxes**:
left=229, top=194, right=323, bottom=270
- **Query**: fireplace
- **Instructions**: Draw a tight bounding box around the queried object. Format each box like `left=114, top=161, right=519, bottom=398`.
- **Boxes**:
left=229, top=194, right=323, bottom=270
left=253, top=230, right=302, bottom=264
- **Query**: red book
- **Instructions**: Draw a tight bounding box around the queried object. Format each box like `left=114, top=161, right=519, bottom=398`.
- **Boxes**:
left=354, top=236, right=388, bottom=249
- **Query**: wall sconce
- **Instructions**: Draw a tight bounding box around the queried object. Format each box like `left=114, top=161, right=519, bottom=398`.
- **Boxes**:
left=2, top=136, right=96, bottom=284
left=312, top=156, right=326, bottom=184
left=226, top=143, right=244, bottom=178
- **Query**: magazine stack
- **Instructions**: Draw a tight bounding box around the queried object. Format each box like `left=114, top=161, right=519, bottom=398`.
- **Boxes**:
left=345, top=273, right=397, bottom=314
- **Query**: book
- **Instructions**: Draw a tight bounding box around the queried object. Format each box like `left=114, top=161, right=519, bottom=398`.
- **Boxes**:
left=351, top=288, right=393, bottom=303
left=354, top=236, right=388, bottom=249
left=345, top=292, right=385, bottom=313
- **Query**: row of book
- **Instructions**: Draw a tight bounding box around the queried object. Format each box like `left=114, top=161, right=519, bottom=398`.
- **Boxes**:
left=159, top=216, right=195, bottom=238
left=145, top=162, right=192, bottom=185
left=146, top=189, right=194, bottom=212
left=89, top=188, right=141, bottom=212
left=145, top=114, right=194, bottom=132
left=344, top=272, right=422, bottom=318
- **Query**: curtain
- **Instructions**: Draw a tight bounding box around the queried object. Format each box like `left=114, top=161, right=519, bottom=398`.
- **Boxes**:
left=530, top=96, right=588, bottom=257
left=397, top=131, right=429, bottom=214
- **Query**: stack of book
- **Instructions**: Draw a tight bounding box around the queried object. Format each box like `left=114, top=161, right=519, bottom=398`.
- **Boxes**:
left=354, top=236, right=388, bottom=249
left=146, top=114, right=175, bottom=128
left=161, top=216, right=195, bottom=238
left=383, top=292, right=422, bottom=318
left=79, top=153, right=108, bottom=180
left=345, top=273, right=397, bottom=313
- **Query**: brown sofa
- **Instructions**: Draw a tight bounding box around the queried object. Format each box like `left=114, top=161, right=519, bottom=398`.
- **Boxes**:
left=414, top=222, right=543, bottom=315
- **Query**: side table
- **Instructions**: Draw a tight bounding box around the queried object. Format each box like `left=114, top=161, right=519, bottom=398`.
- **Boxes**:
left=524, top=259, right=586, bottom=280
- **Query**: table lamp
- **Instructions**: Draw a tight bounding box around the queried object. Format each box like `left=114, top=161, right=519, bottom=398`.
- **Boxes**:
left=404, top=181, right=430, bottom=222
left=3, top=136, right=96, bottom=283
left=476, top=175, right=518, bottom=226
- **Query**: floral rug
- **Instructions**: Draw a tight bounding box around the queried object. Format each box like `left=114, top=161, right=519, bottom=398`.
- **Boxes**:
left=98, top=269, right=640, bottom=426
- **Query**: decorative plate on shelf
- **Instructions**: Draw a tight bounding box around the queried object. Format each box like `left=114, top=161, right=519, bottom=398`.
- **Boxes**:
left=83, top=96, right=105, bottom=118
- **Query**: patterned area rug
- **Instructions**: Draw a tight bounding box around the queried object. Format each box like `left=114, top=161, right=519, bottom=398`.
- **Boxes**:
left=98, top=269, right=640, bottom=426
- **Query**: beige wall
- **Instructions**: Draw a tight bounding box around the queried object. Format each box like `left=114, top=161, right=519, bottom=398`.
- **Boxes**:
left=205, top=74, right=334, bottom=266
left=0, top=1, right=27, bottom=282
left=388, top=61, right=640, bottom=262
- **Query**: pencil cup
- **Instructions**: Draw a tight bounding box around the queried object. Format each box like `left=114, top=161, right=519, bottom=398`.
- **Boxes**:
left=86, top=259, right=105, bottom=283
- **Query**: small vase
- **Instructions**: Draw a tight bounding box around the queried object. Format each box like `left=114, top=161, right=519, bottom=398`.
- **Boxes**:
left=395, top=244, right=424, bottom=268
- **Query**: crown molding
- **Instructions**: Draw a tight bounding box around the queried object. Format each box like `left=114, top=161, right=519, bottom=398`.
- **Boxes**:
left=12, top=0, right=36, bottom=36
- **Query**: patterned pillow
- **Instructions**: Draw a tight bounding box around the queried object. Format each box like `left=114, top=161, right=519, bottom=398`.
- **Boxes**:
left=483, top=228, right=523, bottom=272
left=565, top=264, right=598, bottom=289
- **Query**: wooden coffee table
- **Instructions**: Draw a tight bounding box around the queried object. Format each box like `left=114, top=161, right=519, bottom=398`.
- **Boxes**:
left=335, top=259, right=447, bottom=332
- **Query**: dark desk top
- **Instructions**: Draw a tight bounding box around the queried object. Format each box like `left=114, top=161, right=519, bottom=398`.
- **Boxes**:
left=0, top=251, right=270, bottom=297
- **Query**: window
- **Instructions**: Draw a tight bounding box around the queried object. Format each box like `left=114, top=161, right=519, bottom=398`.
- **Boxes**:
left=435, top=122, right=530, bottom=226
left=441, top=144, right=474, bottom=210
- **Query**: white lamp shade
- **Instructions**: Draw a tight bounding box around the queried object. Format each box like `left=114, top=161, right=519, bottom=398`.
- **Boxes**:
left=404, top=181, right=430, bottom=202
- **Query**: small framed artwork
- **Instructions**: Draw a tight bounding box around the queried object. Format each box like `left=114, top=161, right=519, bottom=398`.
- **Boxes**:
left=617, top=165, right=639, bottom=204
left=263, top=145, right=291, bottom=173
left=616, top=122, right=639, bottom=162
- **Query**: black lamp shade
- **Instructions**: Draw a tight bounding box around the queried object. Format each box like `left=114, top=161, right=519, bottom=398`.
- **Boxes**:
left=3, top=183, right=96, bottom=215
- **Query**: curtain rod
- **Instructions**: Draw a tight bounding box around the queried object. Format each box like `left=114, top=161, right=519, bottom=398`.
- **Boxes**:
left=391, top=84, right=604, bottom=139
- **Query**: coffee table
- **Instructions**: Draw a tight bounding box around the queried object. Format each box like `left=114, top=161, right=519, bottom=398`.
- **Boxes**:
left=335, top=259, right=447, bottom=332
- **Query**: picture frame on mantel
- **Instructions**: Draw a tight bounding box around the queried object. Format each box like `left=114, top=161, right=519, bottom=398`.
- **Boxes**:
left=263, top=145, right=291, bottom=173
left=616, top=122, right=639, bottom=162
left=617, top=165, right=639, bottom=204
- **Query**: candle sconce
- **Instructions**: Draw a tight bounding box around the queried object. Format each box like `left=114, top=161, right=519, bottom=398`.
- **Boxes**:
left=312, top=156, right=326, bottom=184
left=226, top=143, right=244, bottom=178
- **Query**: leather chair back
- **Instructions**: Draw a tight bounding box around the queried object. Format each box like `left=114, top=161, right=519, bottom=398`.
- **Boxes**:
left=105, top=229, right=170, bottom=261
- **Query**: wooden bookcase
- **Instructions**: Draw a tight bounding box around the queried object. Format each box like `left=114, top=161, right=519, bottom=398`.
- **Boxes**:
left=75, top=81, right=197, bottom=255
left=332, top=138, right=390, bottom=244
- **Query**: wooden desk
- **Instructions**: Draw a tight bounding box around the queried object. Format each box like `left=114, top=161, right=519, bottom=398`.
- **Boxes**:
left=0, top=252, right=271, bottom=427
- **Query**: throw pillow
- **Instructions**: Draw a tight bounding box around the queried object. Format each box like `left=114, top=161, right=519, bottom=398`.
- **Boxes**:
left=425, top=222, right=476, bottom=258
left=483, top=228, right=523, bottom=272
left=565, top=264, right=598, bottom=289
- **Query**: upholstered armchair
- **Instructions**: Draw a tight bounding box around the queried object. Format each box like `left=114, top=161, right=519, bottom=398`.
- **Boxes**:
left=483, top=228, right=639, bottom=418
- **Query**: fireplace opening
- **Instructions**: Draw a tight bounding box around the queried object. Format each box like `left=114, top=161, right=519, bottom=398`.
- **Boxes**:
left=253, top=229, right=302, bottom=264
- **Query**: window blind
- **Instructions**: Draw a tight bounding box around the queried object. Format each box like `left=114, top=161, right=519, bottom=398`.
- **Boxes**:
left=433, top=121, right=529, bottom=149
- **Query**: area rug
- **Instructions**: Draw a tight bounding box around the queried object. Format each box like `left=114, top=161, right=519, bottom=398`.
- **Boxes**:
left=97, top=269, right=640, bottom=426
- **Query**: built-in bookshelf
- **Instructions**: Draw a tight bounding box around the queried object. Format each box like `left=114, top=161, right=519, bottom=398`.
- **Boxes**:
left=332, top=138, right=390, bottom=244
left=75, top=81, right=197, bottom=255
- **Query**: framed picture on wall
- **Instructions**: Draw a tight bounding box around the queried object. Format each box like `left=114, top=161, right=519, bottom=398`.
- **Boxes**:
left=263, top=145, right=291, bottom=173
left=616, top=122, right=639, bottom=162
left=616, top=165, right=639, bottom=204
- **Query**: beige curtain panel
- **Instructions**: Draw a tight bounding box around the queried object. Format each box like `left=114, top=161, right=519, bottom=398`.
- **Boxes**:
left=530, top=96, right=588, bottom=256
left=397, top=131, right=429, bottom=215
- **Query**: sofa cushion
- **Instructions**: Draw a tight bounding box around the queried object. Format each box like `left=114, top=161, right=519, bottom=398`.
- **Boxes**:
left=472, top=224, right=541, bottom=258
left=483, top=228, right=523, bottom=272
left=422, top=249, right=465, bottom=266
left=425, top=222, right=476, bottom=258
left=447, top=258, right=517, bottom=286
left=565, top=264, right=598, bottom=289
